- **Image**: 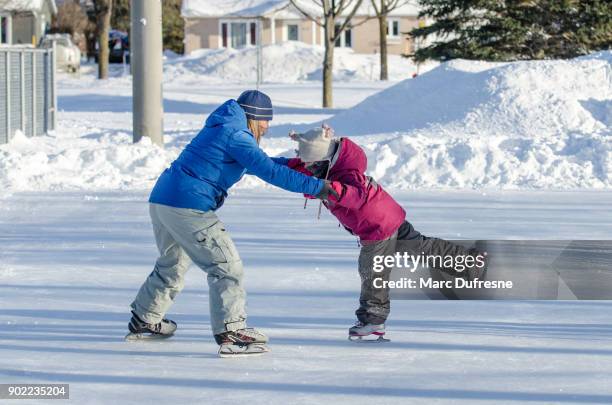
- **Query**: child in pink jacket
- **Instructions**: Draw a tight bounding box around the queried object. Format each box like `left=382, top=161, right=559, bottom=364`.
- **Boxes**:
left=285, top=126, right=487, bottom=341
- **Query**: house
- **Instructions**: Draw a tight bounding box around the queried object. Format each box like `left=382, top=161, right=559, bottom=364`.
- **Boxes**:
left=181, top=0, right=421, bottom=55
left=0, top=0, right=57, bottom=46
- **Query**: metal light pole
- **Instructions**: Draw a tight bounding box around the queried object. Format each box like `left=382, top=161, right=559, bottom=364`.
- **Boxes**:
left=131, top=0, right=163, bottom=146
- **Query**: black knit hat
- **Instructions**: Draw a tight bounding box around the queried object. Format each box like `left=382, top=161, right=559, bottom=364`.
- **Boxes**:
left=237, top=90, right=273, bottom=121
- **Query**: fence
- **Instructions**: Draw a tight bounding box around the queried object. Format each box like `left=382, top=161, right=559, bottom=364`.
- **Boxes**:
left=0, top=45, right=57, bottom=145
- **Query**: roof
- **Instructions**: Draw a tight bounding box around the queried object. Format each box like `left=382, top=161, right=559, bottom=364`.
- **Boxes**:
left=181, top=0, right=285, bottom=18
left=0, top=0, right=57, bottom=14
left=358, top=2, right=420, bottom=17
left=181, top=0, right=419, bottom=19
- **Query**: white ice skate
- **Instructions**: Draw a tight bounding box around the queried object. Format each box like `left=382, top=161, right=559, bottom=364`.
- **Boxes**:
left=348, top=321, right=390, bottom=343
left=218, top=342, right=270, bottom=358
left=215, top=328, right=270, bottom=358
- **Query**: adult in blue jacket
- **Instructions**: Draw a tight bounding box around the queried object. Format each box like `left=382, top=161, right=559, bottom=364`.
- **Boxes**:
left=127, top=90, right=337, bottom=353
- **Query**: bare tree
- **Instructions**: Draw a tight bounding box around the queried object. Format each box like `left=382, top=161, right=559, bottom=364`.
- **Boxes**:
left=370, top=0, right=411, bottom=80
left=51, top=1, right=92, bottom=54
left=290, top=0, right=364, bottom=108
left=93, top=0, right=112, bottom=79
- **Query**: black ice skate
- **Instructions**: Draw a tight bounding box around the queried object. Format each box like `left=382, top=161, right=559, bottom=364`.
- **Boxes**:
left=125, top=311, right=177, bottom=341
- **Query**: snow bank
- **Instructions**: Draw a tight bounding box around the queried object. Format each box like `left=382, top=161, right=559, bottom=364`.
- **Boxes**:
left=1, top=52, right=609, bottom=192
left=361, top=130, right=610, bottom=189
left=0, top=129, right=176, bottom=193
left=326, top=52, right=611, bottom=137
left=319, top=52, right=611, bottom=188
left=164, top=42, right=425, bottom=84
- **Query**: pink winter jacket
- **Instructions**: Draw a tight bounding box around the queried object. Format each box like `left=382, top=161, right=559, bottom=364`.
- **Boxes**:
left=294, top=138, right=406, bottom=242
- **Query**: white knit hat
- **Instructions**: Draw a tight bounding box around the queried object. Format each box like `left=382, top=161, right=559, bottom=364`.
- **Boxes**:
left=289, top=125, right=335, bottom=162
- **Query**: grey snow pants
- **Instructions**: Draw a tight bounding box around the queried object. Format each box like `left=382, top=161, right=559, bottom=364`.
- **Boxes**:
left=356, top=220, right=473, bottom=325
left=130, top=203, right=246, bottom=335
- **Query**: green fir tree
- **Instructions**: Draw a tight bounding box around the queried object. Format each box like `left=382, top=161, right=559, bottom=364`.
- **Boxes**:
left=408, top=0, right=612, bottom=61
left=111, top=0, right=184, bottom=54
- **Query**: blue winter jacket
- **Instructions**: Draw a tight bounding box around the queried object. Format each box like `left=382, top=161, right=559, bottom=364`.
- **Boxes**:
left=149, top=99, right=324, bottom=212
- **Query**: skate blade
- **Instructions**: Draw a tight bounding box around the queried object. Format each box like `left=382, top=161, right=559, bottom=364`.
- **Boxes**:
left=348, top=335, right=390, bottom=343
left=124, top=332, right=173, bottom=342
left=218, top=343, right=270, bottom=358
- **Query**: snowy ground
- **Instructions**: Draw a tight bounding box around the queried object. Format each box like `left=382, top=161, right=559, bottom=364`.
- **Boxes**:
left=1, top=189, right=612, bottom=404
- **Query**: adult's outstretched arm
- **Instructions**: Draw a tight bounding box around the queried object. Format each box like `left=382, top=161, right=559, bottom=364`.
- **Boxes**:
left=228, top=130, right=324, bottom=196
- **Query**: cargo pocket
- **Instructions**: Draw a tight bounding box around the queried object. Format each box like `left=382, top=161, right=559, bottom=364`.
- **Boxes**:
left=194, top=222, right=240, bottom=264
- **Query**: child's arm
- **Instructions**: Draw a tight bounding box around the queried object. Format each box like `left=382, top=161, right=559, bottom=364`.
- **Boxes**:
left=286, top=159, right=317, bottom=199
left=328, top=172, right=369, bottom=209
left=284, top=159, right=340, bottom=201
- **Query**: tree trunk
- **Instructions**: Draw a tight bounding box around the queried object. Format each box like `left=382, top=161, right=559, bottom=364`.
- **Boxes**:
left=96, top=0, right=112, bottom=79
left=323, top=41, right=334, bottom=108
left=322, top=18, right=335, bottom=108
left=378, top=15, right=388, bottom=81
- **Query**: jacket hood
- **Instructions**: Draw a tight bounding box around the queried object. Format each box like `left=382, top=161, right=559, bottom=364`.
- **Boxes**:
left=205, top=99, right=247, bottom=130
left=330, top=138, right=367, bottom=175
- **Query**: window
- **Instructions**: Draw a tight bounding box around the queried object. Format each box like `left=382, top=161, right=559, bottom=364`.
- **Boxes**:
left=344, top=28, right=352, bottom=48
left=250, top=22, right=257, bottom=45
left=334, top=23, right=352, bottom=48
left=230, top=22, right=247, bottom=48
left=387, top=18, right=400, bottom=38
left=219, top=20, right=258, bottom=49
left=221, top=23, right=228, bottom=47
left=0, top=15, right=9, bottom=44
left=287, top=24, right=299, bottom=41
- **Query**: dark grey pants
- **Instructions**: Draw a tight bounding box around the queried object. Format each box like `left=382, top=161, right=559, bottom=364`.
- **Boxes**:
left=356, top=221, right=474, bottom=324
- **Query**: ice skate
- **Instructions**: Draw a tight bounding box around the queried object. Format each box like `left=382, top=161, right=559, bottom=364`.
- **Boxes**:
left=348, top=321, right=390, bottom=343
left=125, top=311, right=177, bottom=341
left=215, top=328, right=270, bottom=358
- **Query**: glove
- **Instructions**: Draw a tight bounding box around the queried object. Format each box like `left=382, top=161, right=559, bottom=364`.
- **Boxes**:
left=315, top=180, right=341, bottom=202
